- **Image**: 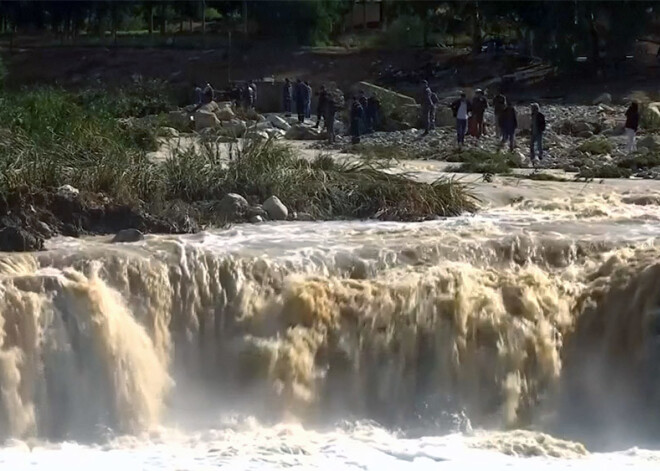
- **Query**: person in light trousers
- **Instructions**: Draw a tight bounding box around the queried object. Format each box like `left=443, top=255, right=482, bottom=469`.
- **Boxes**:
left=625, top=102, right=639, bottom=154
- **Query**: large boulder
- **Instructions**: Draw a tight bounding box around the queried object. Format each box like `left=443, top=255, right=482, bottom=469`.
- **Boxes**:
left=263, top=196, right=288, bottom=221
left=245, top=130, right=270, bottom=141
left=218, top=193, right=248, bottom=221
left=266, top=128, right=286, bottom=140
left=285, top=125, right=325, bottom=140
left=195, top=110, right=220, bottom=131
left=215, top=101, right=236, bottom=121
left=112, top=228, right=145, bottom=243
left=642, top=102, right=660, bottom=130
left=255, top=121, right=274, bottom=131
left=637, top=135, right=660, bottom=151
left=593, top=93, right=613, bottom=105
left=219, top=119, right=247, bottom=138
left=0, top=226, right=44, bottom=252
left=267, top=115, right=291, bottom=131
left=168, top=110, right=191, bottom=130
left=435, top=106, right=455, bottom=128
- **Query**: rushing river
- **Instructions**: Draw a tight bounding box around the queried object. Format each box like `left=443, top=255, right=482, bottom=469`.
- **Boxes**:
left=1, top=182, right=660, bottom=469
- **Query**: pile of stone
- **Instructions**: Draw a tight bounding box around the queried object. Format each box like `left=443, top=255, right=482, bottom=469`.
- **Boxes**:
left=215, top=193, right=300, bottom=223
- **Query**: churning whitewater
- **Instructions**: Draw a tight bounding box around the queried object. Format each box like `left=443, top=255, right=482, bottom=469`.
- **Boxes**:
left=1, top=189, right=660, bottom=469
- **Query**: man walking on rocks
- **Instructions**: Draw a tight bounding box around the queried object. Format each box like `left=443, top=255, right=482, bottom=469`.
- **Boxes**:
left=530, top=103, right=546, bottom=162
left=421, top=80, right=434, bottom=136
left=305, top=81, right=313, bottom=120
left=366, top=94, right=381, bottom=132
left=499, top=102, right=517, bottom=152
left=472, top=89, right=488, bottom=137
left=295, top=79, right=306, bottom=123
left=625, top=101, right=640, bottom=154
left=350, top=96, right=364, bottom=144
left=325, top=89, right=343, bottom=144
left=451, top=92, right=471, bottom=148
left=283, top=78, right=292, bottom=117
left=493, top=92, right=507, bottom=138
left=315, top=85, right=328, bottom=129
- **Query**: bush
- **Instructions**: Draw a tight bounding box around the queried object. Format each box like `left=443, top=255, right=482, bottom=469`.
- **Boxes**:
left=383, top=15, right=425, bottom=48
left=617, top=152, right=660, bottom=170
left=577, top=165, right=632, bottom=179
left=576, top=139, right=613, bottom=155
left=448, top=149, right=523, bottom=174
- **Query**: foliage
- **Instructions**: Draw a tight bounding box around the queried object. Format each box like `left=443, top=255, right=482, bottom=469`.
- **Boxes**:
left=576, top=139, right=614, bottom=155
left=383, top=14, right=425, bottom=48
left=577, top=165, right=632, bottom=179
left=616, top=152, right=660, bottom=170
left=447, top=148, right=523, bottom=174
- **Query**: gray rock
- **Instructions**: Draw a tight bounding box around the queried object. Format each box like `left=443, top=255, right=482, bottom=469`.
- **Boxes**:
left=577, top=130, right=594, bottom=139
left=637, top=135, right=660, bottom=151
left=57, top=184, right=79, bottom=199
left=0, top=226, right=44, bottom=252
left=112, top=228, right=145, bottom=243
left=168, top=110, right=191, bottom=129
left=593, top=93, right=612, bottom=105
left=249, top=215, right=264, bottom=223
left=218, top=193, right=249, bottom=221
left=194, top=110, right=220, bottom=131
left=285, top=125, right=325, bottom=140
left=158, top=127, right=179, bottom=138
left=245, top=130, right=270, bottom=141
left=247, top=205, right=268, bottom=219
left=268, top=115, right=291, bottom=131
left=263, top=195, right=289, bottom=220
left=219, top=119, right=247, bottom=138
left=572, top=121, right=593, bottom=134
left=215, top=102, right=236, bottom=121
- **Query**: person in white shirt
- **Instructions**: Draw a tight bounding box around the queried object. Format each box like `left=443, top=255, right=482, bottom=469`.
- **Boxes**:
left=451, top=92, right=471, bottom=148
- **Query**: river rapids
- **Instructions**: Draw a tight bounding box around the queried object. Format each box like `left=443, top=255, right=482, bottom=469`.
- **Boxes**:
left=1, top=185, right=660, bottom=470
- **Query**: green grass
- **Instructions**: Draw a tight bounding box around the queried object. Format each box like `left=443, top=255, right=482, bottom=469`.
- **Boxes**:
left=351, top=143, right=412, bottom=162
left=0, top=86, right=478, bottom=224
left=577, top=165, right=632, bottom=179
left=447, top=149, right=523, bottom=174
left=164, top=140, right=478, bottom=221
left=576, top=138, right=613, bottom=155
left=616, top=152, right=660, bottom=170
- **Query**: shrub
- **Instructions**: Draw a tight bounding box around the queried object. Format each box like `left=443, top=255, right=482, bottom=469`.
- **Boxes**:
left=576, top=139, right=613, bottom=155
left=448, top=149, right=523, bottom=174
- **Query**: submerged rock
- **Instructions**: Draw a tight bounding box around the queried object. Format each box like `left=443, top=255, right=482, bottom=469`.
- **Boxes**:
left=112, top=228, right=145, bottom=243
left=218, top=193, right=249, bottom=221
left=0, top=226, right=44, bottom=252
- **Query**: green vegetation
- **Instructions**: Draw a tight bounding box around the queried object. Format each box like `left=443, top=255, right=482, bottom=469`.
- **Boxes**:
left=521, top=172, right=570, bottom=182
left=164, top=140, right=477, bottom=221
left=0, top=86, right=476, bottom=226
left=577, top=139, right=614, bottom=155
left=351, top=143, right=412, bottom=162
left=577, top=166, right=632, bottom=179
left=617, top=152, right=660, bottom=170
left=447, top=149, right=523, bottom=174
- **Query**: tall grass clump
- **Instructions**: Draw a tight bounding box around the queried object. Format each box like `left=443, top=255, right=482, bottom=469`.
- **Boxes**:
left=448, top=148, right=522, bottom=174
left=163, top=139, right=478, bottom=220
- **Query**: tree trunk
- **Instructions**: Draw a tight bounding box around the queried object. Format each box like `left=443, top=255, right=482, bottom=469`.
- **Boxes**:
left=148, top=4, right=154, bottom=36
left=160, top=3, right=166, bottom=35
left=362, top=0, right=367, bottom=29
left=201, top=0, right=206, bottom=35
left=243, top=0, right=248, bottom=35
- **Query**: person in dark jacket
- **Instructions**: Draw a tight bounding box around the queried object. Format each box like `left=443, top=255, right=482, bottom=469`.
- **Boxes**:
left=305, top=81, right=313, bottom=119
left=625, top=101, right=640, bottom=154
left=499, top=103, right=517, bottom=152
left=350, top=96, right=364, bottom=144
left=366, top=94, right=381, bottom=132
left=294, top=79, right=306, bottom=123
left=493, top=93, right=507, bottom=138
left=451, top=92, right=471, bottom=148
left=358, top=91, right=368, bottom=133
left=421, top=80, right=434, bottom=135
left=472, top=89, right=488, bottom=137
left=325, top=92, right=341, bottom=144
left=248, top=80, right=257, bottom=109
left=283, top=78, right=292, bottom=117
left=530, top=103, right=546, bottom=162
left=315, top=85, right=328, bottom=129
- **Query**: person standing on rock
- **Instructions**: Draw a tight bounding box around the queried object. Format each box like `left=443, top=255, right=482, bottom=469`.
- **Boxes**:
left=493, top=93, right=507, bottom=138
left=305, top=81, right=313, bottom=120
left=451, top=92, right=471, bottom=149
left=358, top=91, right=369, bottom=134
left=366, top=94, right=381, bottom=132
left=315, top=85, right=329, bottom=129
left=472, top=89, right=488, bottom=137
left=283, top=78, right=293, bottom=117
left=248, top=80, right=258, bottom=110
left=350, top=96, right=364, bottom=144
left=243, top=82, right=254, bottom=110
left=295, top=79, right=306, bottom=123
left=625, top=101, right=640, bottom=154
left=530, top=103, right=546, bottom=162
left=499, top=102, right=518, bottom=152
left=421, top=80, right=434, bottom=136
left=325, top=90, right=342, bottom=144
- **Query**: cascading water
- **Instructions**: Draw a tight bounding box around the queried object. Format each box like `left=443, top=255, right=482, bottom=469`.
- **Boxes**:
left=1, top=191, right=660, bottom=469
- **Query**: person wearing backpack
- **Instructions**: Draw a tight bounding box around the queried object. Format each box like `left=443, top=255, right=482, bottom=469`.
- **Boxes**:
left=530, top=103, right=546, bottom=161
